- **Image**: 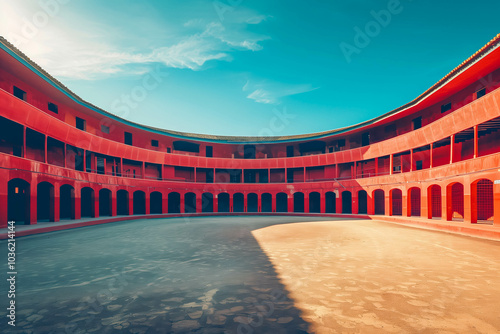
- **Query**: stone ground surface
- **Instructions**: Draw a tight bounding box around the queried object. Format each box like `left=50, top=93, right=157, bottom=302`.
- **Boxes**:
left=1, top=216, right=499, bottom=333
left=252, top=219, right=500, bottom=334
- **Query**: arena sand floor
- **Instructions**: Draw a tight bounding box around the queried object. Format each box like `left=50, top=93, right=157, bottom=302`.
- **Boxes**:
left=1, top=216, right=500, bottom=333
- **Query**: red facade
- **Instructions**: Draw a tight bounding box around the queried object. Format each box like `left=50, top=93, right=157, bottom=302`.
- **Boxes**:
left=1, top=35, right=500, bottom=227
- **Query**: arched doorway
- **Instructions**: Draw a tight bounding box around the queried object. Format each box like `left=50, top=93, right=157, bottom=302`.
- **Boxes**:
left=133, top=191, right=146, bottom=215
left=409, top=187, right=421, bottom=217
left=60, top=184, right=75, bottom=220
left=428, top=185, right=442, bottom=219
left=309, top=192, right=320, bottom=213
left=373, top=189, right=385, bottom=215
left=390, top=189, right=402, bottom=216
left=8, top=178, right=30, bottom=224
left=358, top=190, right=367, bottom=214
left=325, top=191, right=336, bottom=213
left=342, top=191, right=352, bottom=214
left=472, top=179, right=494, bottom=223
left=261, top=193, right=272, bottom=213
left=37, top=181, right=54, bottom=222
left=294, top=192, right=304, bottom=213
left=81, top=187, right=95, bottom=218
left=218, top=193, right=230, bottom=212
left=276, top=192, right=288, bottom=212
left=117, top=189, right=129, bottom=215
left=233, top=193, right=244, bottom=212
left=150, top=191, right=162, bottom=214
left=168, top=192, right=181, bottom=213
left=99, top=189, right=112, bottom=216
left=448, top=183, right=464, bottom=220
left=247, top=193, right=258, bottom=212
left=202, top=193, right=214, bottom=213
left=185, top=192, right=196, bottom=213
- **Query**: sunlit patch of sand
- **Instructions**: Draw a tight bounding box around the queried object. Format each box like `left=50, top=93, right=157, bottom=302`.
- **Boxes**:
left=252, top=219, right=500, bottom=333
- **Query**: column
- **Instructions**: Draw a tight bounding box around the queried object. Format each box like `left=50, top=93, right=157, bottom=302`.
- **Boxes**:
left=272, top=193, right=277, bottom=213
left=145, top=192, right=151, bottom=215
left=450, top=134, right=455, bottom=164
left=390, top=154, right=394, bottom=175
left=111, top=190, right=117, bottom=216
left=474, top=125, right=478, bottom=158
left=0, top=171, right=8, bottom=227
left=30, top=181, right=38, bottom=224
left=320, top=191, right=326, bottom=213
left=23, top=126, right=27, bottom=158
left=74, top=186, right=82, bottom=220
left=258, top=194, right=262, bottom=212
left=180, top=194, right=185, bottom=213
left=375, top=158, right=379, bottom=177
left=197, top=194, right=202, bottom=213
left=243, top=193, right=248, bottom=212
left=162, top=194, right=169, bottom=214
left=304, top=193, right=309, bottom=213
left=44, top=135, right=48, bottom=163
left=94, top=190, right=100, bottom=218
left=128, top=194, right=134, bottom=215
left=53, top=185, right=59, bottom=222
left=410, top=149, right=414, bottom=172
left=213, top=195, right=218, bottom=213
left=288, top=194, right=294, bottom=213
left=430, top=143, right=434, bottom=168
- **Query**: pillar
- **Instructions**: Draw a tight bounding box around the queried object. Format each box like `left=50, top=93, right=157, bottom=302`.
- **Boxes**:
left=272, top=193, right=277, bottom=213
left=450, top=134, right=455, bottom=164
left=53, top=185, right=59, bottom=222
left=375, top=158, right=379, bottom=177
left=196, top=195, right=202, bottom=213
left=304, top=194, right=310, bottom=213
left=474, top=125, right=478, bottom=158
left=336, top=193, right=342, bottom=214
left=390, top=154, right=393, bottom=175
left=258, top=194, right=262, bottom=212
left=94, top=189, right=100, bottom=218
left=320, top=191, right=326, bottom=213
left=74, top=186, right=82, bottom=220
left=288, top=194, right=294, bottom=213
left=128, top=195, right=133, bottom=215
left=367, top=190, right=374, bottom=215
left=213, top=195, right=218, bottom=213
left=162, top=194, right=169, bottom=214
left=430, top=143, right=434, bottom=168
left=410, top=149, right=414, bottom=172
left=111, top=191, right=117, bottom=216
left=145, top=192, right=151, bottom=215
left=180, top=194, right=185, bottom=213
left=494, top=182, right=500, bottom=225
left=243, top=193, right=248, bottom=212
left=0, top=173, right=8, bottom=227
left=30, top=181, right=37, bottom=224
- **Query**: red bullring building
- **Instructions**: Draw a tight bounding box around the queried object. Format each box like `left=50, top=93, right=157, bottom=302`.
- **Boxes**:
left=1, top=35, right=500, bottom=228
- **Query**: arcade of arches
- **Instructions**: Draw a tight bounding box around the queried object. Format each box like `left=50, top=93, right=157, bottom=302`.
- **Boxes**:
left=4, top=178, right=497, bottom=226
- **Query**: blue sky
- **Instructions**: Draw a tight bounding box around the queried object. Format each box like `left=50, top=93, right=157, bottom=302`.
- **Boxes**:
left=1, top=0, right=499, bottom=136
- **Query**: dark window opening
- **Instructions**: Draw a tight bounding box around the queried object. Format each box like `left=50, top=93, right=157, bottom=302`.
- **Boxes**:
left=76, top=117, right=86, bottom=131
left=385, top=124, right=396, bottom=133
left=362, top=132, right=370, bottom=146
left=412, top=117, right=422, bottom=130
left=244, top=145, right=256, bottom=159
left=286, top=145, right=294, bottom=157
left=329, top=147, right=334, bottom=153
left=48, top=102, right=58, bottom=114
left=151, top=140, right=159, bottom=147
left=441, top=102, right=452, bottom=113
left=101, top=125, right=110, bottom=134
left=338, top=139, right=346, bottom=148
left=96, top=156, right=105, bottom=175
left=173, top=141, right=199, bottom=153
left=476, top=88, right=486, bottom=99
left=416, top=160, right=423, bottom=170
left=167, top=147, right=171, bottom=153
left=13, top=86, right=26, bottom=101
left=125, top=132, right=133, bottom=145
left=206, top=146, right=213, bottom=157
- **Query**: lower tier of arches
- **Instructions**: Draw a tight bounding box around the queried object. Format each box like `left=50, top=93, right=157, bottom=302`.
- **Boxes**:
left=2, top=174, right=499, bottom=227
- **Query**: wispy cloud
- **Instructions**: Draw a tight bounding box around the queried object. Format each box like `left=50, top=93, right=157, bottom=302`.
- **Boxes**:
left=243, top=80, right=318, bottom=104
left=0, top=2, right=270, bottom=80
